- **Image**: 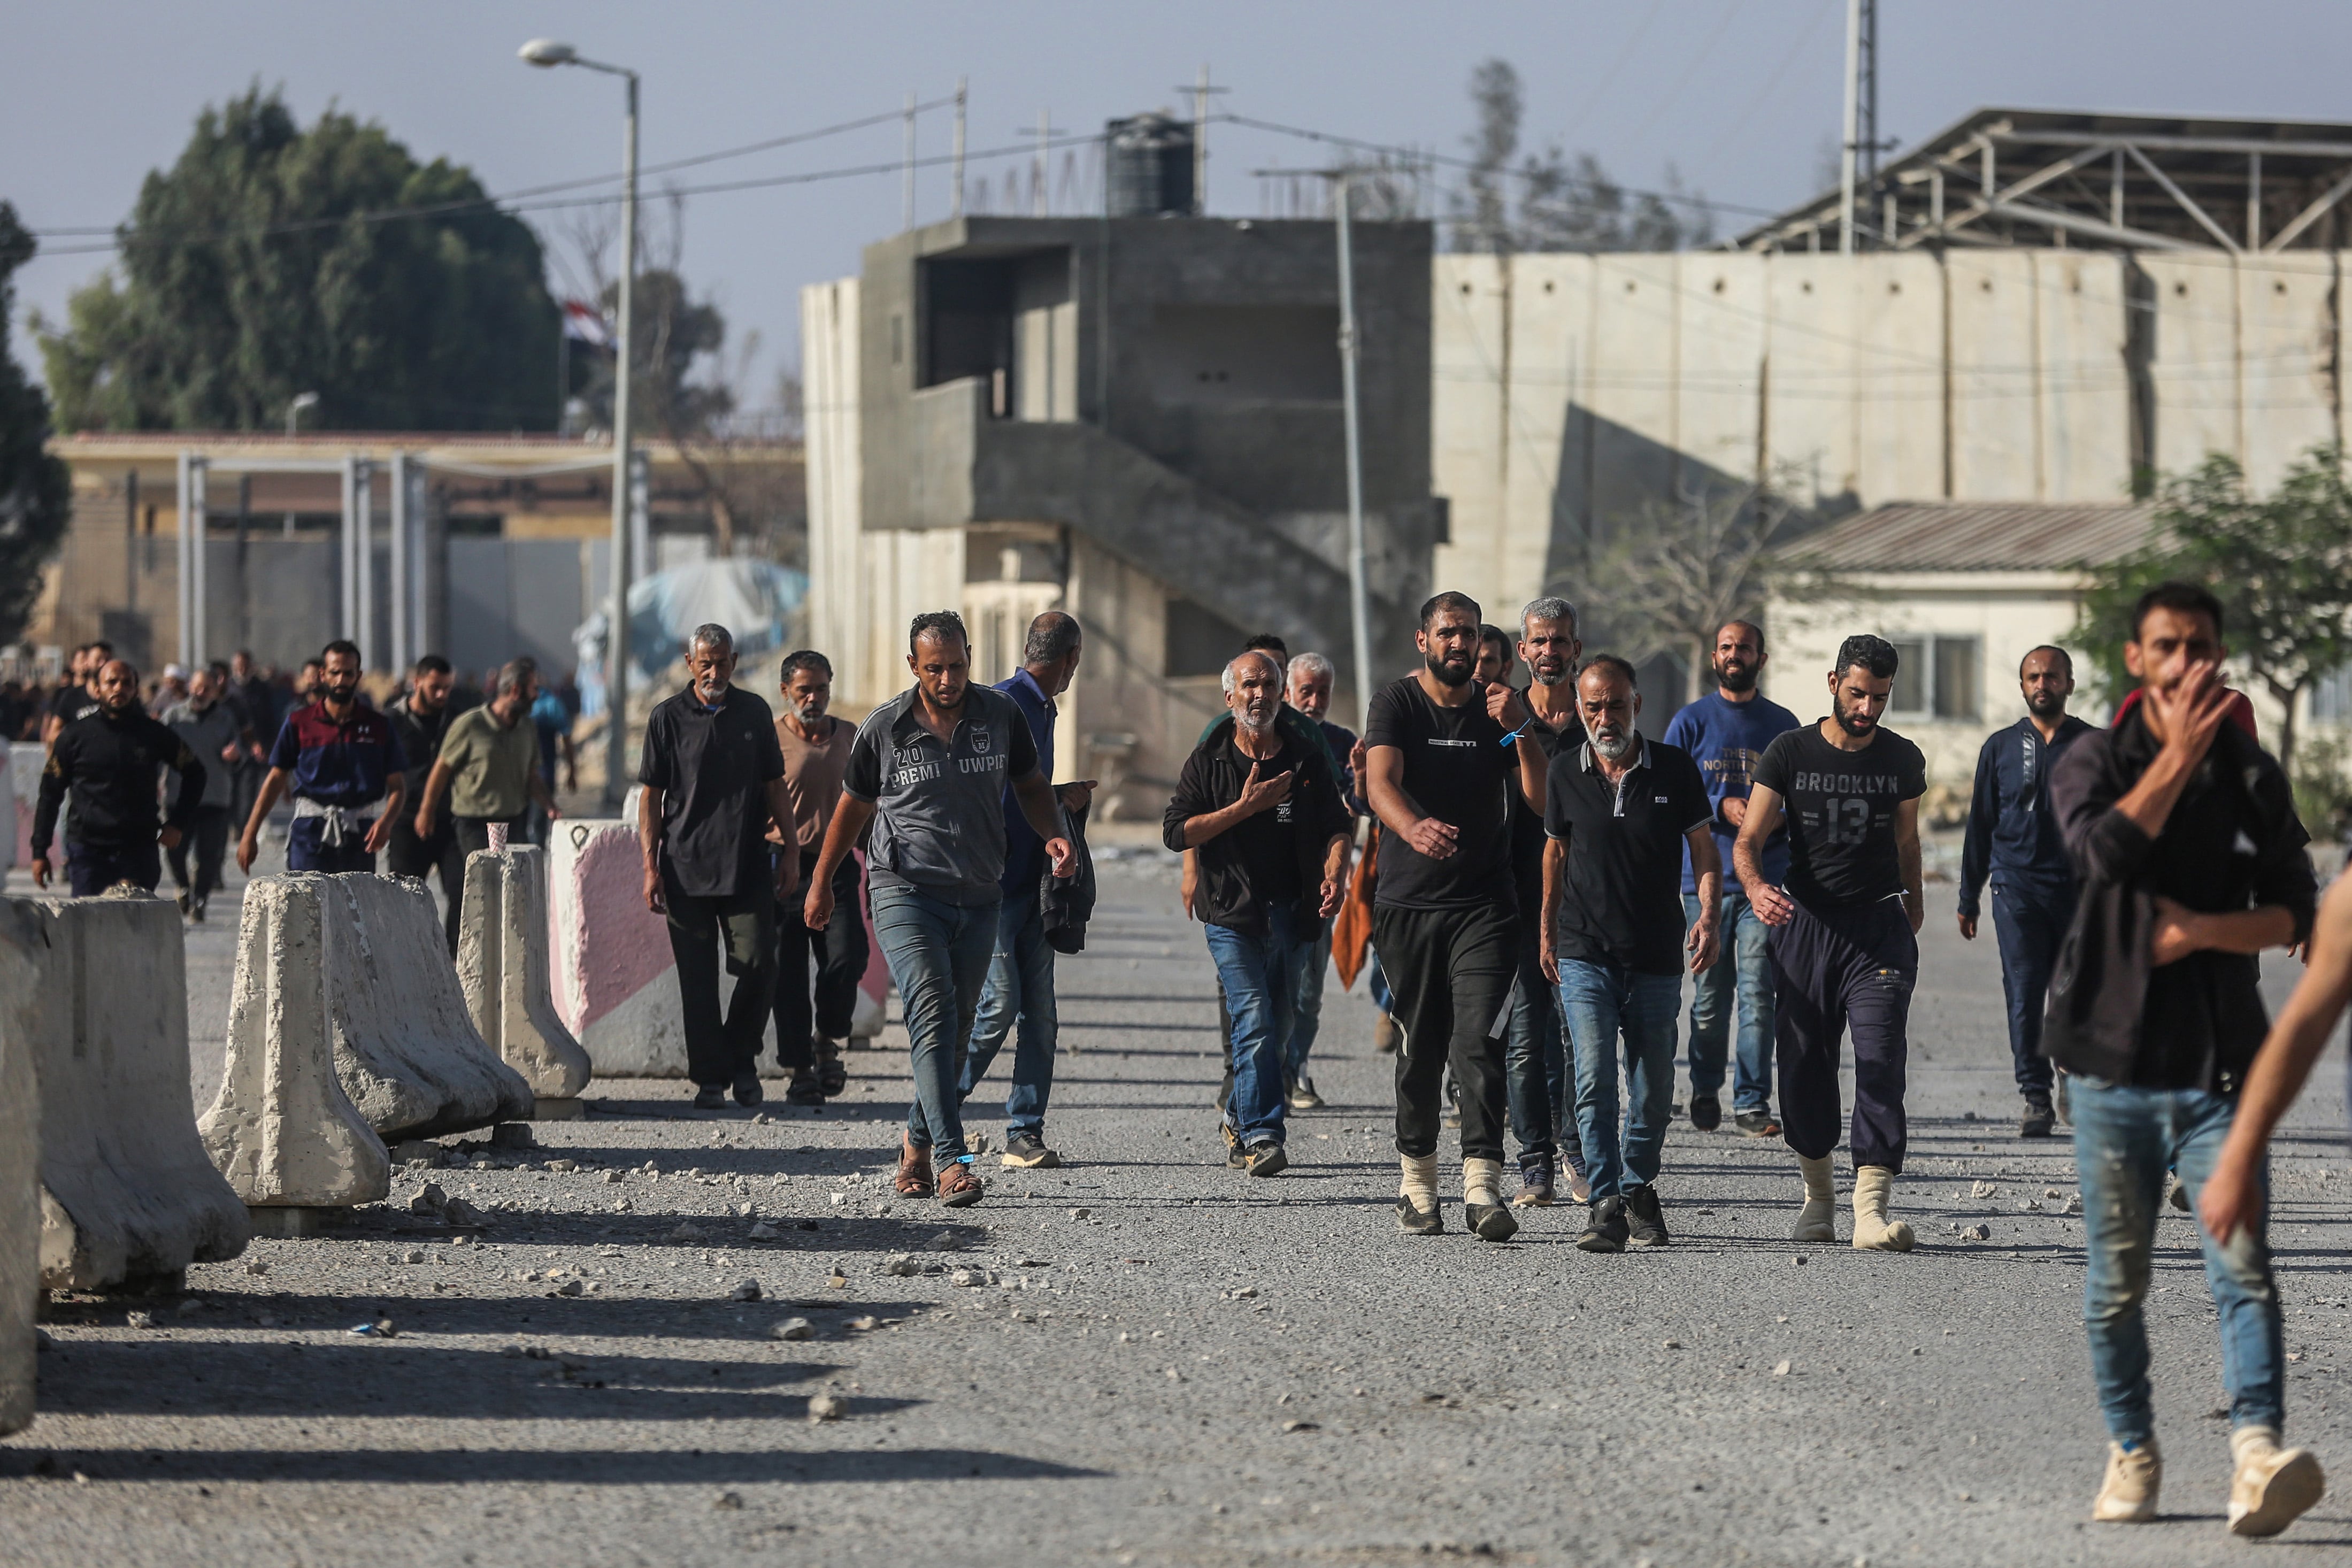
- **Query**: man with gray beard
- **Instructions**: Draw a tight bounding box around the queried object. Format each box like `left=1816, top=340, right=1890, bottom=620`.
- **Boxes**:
left=1166, top=651, right=1352, bottom=1174
left=1541, top=657, right=1718, bottom=1250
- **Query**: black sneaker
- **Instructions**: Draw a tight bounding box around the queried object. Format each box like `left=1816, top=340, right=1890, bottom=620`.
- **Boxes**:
left=1395, top=1194, right=1444, bottom=1235
left=732, top=1073, right=764, bottom=1109
left=1225, top=1125, right=1249, bottom=1169
left=1734, top=1108, right=1781, bottom=1137
left=784, top=1069, right=825, bottom=1106
left=1624, top=1183, right=1670, bottom=1247
left=190, top=897, right=207, bottom=923
left=1465, top=1197, right=1519, bottom=1242
left=1688, top=1094, right=1722, bottom=1132
left=1001, top=1132, right=1061, bottom=1169
left=693, top=1085, right=727, bottom=1111
left=2021, top=1093, right=2056, bottom=1139
left=175, top=889, right=191, bottom=917
left=1577, top=1196, right=1630, bottom=1253
left=1244, top=1141, right=1288, bottom=1178
left=1287, top=1075, right=1324, bottom=1111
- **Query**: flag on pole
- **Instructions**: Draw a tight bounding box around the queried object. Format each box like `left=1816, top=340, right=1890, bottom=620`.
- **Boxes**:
left=562, top=299, right=614, bottom=349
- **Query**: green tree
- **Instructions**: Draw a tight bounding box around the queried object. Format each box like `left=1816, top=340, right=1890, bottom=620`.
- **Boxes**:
left=571, top=267, right=733, bottom=440
left=2072, top=445, right=2352, bottom=771
left=37, top=86, right=558, bottom=433
left=0, top=204, right=73, bottom=647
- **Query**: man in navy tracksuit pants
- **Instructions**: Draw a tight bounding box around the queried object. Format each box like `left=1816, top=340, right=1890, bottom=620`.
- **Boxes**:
left=1958, top=645, right=2092, bottom=1140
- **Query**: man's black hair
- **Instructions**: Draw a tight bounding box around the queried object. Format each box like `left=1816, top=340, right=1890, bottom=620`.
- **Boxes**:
left=2131, top=581, right=2225, bottom=640
left=1834, top=634, right=1900, bottom=680
left=1024, top=611, right=1083, bottom=666
left=1478, top=622, right=1514, bottom=652
left=1419, top=591, right=1481, bottom=630
left=2020, top=644, right=2074, bottom=677
left=1241, top=632, right=1289, bottom=662
left=320, top=639, right=362, bottom=665
left=909, top=610, right=969, bottom=651
left=1579, top=654, right=1640, bottom=689
left=412, top=653, right=452, bottom=678
left=1719, top=618, right=1765, bottom=652
left=780, top=649, right=833, bottom=682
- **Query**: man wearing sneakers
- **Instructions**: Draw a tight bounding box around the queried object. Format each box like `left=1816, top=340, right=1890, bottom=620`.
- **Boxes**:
left=2044, top=583, right=2319, bottom=1535
left=1277, top=650, right=1361, bottom=1112
left=1541, top=657, right=1717, bottom=1252
left=1663, top=620, right=1797, bottom=1137
left=1167, top=650, right=1351, bottom=1175
left=639, top=625, right=799, bottom=1111
left=959, top=611, right=1093, bottom=1169
left=1733, top=634, right=1926, bottom=1251
left=806, top=611, right=1072, bottom=1210
left=1958, top=645, right=2091, bottom=1139
left=1365, top=591, right=1550, bottom=1241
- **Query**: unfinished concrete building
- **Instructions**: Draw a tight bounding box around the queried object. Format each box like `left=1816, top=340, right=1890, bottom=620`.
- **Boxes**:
left=804, top=204, right=1436, bottom=815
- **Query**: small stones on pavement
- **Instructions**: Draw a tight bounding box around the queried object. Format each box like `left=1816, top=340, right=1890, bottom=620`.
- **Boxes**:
left=926, top=1230, right=964, bottom=1251
left=1970, top=1180, right=1998, bottom=1200
left=748, top=1221, right=781, bottom=1241
left=1282, top=1419, right=1320, bottom=1433
left=1772, top=1360, right=1792, bottom=1377
left=244, top=1260, right=268, bottom=1276
left=847, top=1316, right=878, bottom=1331
left=1070, top=1207, right=1092, bottom=1221
left=125, top=1310, right=156, bottom=1329
left=882, top=1254, right=923, bottom=1277
left=729, top=1279, right=763, bottom=1302
left=714, top=1490, right=744, bottom=1511
left=807, top=1393, right=848, bottom=1422
left=770, top=1317, right=814, bottom=1341
left=442, top=1197, right=487, bottom=1226
left=1662, top=1339, right=1681, bottom=1349
left=1961, top=1224, right=1992, bottom=1242
left=408, top=1182, right=448, bottom=1216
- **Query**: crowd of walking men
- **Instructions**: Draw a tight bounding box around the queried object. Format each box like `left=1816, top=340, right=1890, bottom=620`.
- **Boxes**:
left=17, top=574, right=2343, bottom=1537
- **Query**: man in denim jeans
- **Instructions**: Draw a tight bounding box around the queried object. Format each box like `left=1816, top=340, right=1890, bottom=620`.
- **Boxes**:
left=959, top=611, right=1094, bottom=1170
left=2043, top=582, right=2322, bottom=1535
left=1538, top=656, right=1717, bottom=1251
left=1663, top=621, right=1797, bottom=1136
left=1165, top=651, right=1351, bottom=1175
left=805, top=611, right=1072, bottom=1210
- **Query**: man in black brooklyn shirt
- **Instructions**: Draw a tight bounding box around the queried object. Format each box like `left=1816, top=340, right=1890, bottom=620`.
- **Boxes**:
left=1734, top=634, right=1926, bottom=1253
left=1364, top=591, right=1549, bottom=1242
left=2042, top=582, right=2320, bottom=1535
left=32, top=658, right=204, bottom=895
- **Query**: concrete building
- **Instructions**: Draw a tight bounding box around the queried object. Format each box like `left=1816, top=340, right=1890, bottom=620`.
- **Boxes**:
left=25, top=433, right=801, bottom=683
left=804, top=211, right=1437, bottom=813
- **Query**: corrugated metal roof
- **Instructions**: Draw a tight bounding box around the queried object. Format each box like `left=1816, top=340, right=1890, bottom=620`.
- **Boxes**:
left=1784, top=499, right=2158, bottom=572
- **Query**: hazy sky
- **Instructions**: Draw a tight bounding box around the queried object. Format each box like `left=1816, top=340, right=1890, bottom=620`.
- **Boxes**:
left=11, top=0, right=2352, bottom=420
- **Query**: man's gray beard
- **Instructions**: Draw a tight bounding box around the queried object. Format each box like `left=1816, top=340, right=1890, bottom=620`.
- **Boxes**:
left=1531, top=664, right=1570, bottom=688
left=1588, top=728, right=1634, bottom=760
left=793, top=700, right=825, bottom=723
left=1236, top=707, right=1276, bottom=734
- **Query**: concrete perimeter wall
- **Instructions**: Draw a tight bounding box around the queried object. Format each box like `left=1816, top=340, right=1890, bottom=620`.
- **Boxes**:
left=1431, top=249, right=2350, bottom=640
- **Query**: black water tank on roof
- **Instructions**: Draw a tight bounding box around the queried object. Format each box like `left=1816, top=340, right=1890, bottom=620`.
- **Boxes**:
left=1105, top=113, right=1195, bottom=217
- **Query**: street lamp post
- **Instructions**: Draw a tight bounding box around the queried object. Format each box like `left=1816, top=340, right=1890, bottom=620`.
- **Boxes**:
left=522, top=37, right=639, bottom=810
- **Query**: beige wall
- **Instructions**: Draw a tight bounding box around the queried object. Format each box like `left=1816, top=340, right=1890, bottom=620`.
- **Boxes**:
left=1432, top=249, right=2349, bottom=635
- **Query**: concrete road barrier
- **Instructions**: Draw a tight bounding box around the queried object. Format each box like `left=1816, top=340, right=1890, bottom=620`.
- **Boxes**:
left=199, top=876, right=391, bottom=1211
left=458, top=845, right=593, bottom=1112
left=0, top=890, right=250, bottom=1292
left=7, top=743, right=41, bottom=871
left=550, top=820, right=886, bottom=1075
left=324, top=874, right=534, bottom=1138
left=0, top=927, right=35, bottom=1434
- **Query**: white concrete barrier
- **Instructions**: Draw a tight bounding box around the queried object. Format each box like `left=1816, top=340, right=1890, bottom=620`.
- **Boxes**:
left=198, top=876, right=391, bottom=1211
left=548, top=820, right=884, bottom=1077
left=0, top=926, right=36, bottom=1434
left=323, top=874, right=534, bottom=1136
left=458, top=845, right=592, bottom=1110
left=0, top=890, right=249, bottom=1291
left=7, top=743, right=42, bottom=871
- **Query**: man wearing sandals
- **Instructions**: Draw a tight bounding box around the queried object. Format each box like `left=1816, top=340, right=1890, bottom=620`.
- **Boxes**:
left=771, top=649, right=863, bottom=1107
left=806, top=611, right=1074, bottom=1209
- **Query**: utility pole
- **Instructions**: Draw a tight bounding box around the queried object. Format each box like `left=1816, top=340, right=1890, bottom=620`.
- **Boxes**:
left=902, top=90, right=917, bottom=229
left=1035, top=109, right=1051, bottom=216
left=1839, top=0, right=1879, bottom=252
left=950, top=78, right=967, bottom=217
left=1172, top=66, right=1228, bottom=215
left=1334, top=172, right=1373, bottom=735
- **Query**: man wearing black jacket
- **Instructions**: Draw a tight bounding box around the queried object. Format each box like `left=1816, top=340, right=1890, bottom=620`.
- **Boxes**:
left=1165, top=650, right=1351, bottom=1176
left=32, top=659, right=204, bottom=895
left=2044, top=582, right=2322, bottom=1536
left=1958, top=645, right=2093, bottom=1137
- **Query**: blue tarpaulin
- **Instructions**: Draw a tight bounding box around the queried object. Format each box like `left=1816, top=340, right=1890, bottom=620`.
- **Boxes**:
left=572, top=558, right=808, bottom=717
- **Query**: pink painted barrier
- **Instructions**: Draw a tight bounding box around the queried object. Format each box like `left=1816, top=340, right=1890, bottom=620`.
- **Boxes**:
left=7, top=745, right=41, bottom=872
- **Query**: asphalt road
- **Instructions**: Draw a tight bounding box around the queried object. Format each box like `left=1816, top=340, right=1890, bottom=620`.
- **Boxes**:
left=4, top=850, right=2351, bottom=1567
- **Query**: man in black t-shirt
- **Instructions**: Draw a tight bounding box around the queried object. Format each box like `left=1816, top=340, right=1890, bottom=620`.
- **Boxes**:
left=1165, top=651, right=1352, bottom=1175
left=637, top=624, right=798, bottom=1111
left=1735, top=633, right=1928, bottom=1252
left=1365, top=591, right=1550, bottom=1241
left=1541, top=657, right=1718, bottom=1252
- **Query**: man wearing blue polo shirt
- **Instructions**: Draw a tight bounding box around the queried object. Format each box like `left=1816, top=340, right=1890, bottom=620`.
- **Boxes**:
left=959, top=610, right=1094, bottom=1169
left=1662, top=619, right=1798, bottom=1137
left=237, top=640, right=406, bottom=875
